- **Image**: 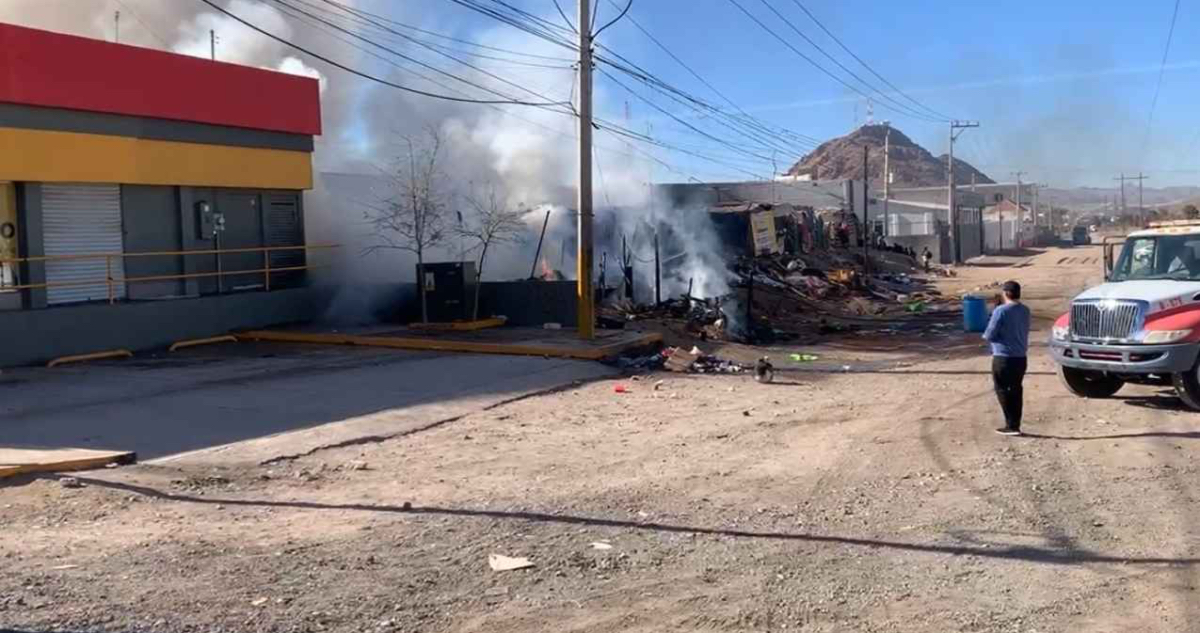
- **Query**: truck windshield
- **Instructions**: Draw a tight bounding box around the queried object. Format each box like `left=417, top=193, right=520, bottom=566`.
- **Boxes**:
left=1111, top=235, right=1200, bottom=281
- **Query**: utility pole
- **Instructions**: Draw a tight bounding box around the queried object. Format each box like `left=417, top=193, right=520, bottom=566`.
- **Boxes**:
left=948, top=120, right=980, bottom=263
left=1112, top=173, right=1149, bottom=227
left=1012, top=171, right=1026, bottom=249
left=1032, top=183, right=1039, bottom=228
left=883, top=122, right=891, bottom=237
left=114, top=11, right=120, bottom=43
left=210, top=30, right=217, bottom=61
left=576, top=0, right=595, bottom=339
left=863, top=144, right=870, bottom=281
left=1115, top=173, right=1127, bottom=220
left=1139, top=172, right=1145, bottom=225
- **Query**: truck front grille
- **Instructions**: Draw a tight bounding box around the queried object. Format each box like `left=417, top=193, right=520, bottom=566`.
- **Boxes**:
left=1071, top=301, right=1140, bottom=341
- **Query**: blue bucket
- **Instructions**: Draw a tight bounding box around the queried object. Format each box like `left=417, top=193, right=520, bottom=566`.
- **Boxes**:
left=963, top=295, right=988, bottom=332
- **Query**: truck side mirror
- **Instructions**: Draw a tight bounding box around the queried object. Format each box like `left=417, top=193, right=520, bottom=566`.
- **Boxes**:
left=1103, top=241, right=1118, bottom=280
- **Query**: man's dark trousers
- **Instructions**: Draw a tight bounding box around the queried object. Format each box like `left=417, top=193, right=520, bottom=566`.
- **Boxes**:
left=992, top=356, right=1027, bottom=431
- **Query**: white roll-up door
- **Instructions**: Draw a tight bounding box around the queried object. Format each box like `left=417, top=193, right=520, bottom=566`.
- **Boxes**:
left=42, top=183, right=126, bottom=304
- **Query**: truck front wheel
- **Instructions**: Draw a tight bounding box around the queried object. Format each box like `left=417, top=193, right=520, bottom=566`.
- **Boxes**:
left=1058, top=365, right=1124, bottom=399
left=1172, top=364, right=1200, bottom=411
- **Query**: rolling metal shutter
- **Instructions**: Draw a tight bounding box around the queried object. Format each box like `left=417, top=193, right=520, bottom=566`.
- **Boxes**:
left=42, top=183, right=126, bottom=304
left=265, top=193, right=304, bottom=287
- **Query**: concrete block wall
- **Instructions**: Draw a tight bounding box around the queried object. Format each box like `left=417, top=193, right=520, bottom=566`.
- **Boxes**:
left=0, top=287, right=321, bottom=367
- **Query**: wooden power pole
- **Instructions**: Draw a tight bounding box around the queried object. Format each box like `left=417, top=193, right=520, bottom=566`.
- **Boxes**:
left=576, top=0, right=595, bottom=339
left=948, top=120, right=979, bottom=263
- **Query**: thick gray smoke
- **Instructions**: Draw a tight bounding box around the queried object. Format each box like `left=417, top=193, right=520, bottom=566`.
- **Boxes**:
left=0, top=0, right=736, bottom=320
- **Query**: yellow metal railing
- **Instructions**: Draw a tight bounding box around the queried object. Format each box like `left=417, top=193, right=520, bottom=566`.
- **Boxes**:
left=0, top=244, right=337, bottom=304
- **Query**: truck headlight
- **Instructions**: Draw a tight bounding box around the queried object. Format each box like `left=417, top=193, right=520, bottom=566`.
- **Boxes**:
left=1052, top=325, right=1069, bottom=341
left=1142, top=329, right=1192, bottom=344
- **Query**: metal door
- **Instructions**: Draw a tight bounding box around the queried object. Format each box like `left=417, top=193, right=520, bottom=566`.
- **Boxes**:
left=42, top=183, right=126, bottom=304
left=216, top=191, right=263, bottom=292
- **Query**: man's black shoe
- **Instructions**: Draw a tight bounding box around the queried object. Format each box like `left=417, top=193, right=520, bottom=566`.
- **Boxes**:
left=994, top=428, right=1022, bottom=436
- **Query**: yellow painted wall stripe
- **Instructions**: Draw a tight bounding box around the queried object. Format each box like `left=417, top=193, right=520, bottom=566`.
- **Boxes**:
left=0, top=127, right=312, bottom=189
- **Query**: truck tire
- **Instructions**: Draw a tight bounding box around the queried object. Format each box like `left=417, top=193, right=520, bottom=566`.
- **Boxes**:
left=1058, top=365, right=1124, bottom=399
left=1172, top=364, right=1200, bottom=411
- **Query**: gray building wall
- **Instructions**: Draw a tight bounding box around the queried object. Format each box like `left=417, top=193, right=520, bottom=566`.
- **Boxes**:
left=0, top=287, right=321, bottom=367
left=890, top=234, right=949, bottom=264
left=1, top=182, right=314, bottom=366
left=479, top=280, right=577, bottom=327
left=122, top=184, right=184, bottom=299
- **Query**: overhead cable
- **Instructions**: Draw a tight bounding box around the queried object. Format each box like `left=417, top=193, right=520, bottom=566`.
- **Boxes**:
left=195, top=0, right=567, bottom=106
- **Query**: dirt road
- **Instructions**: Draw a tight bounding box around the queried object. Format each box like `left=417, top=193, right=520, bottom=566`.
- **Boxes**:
left=5, top=246, right=1200, bottom=633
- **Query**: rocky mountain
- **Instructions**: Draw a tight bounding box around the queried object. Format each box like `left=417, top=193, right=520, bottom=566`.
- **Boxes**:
left=785, top=124, right=994, bottom=188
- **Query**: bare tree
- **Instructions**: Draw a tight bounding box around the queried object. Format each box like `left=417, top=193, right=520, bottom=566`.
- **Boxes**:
left=364, top=128, right=449, bottom=323
left=456, top=182, right=527, bottom=320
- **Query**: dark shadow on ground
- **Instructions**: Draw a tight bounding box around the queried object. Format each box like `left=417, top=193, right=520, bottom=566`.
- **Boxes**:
left=973, top=248, right=1043, bottom=260
left=1118, top=393, right=1194, bottom=413
left=781, top=368, right=1055, bottom=376
left=1024, top=431, right=1200, bottom=441
left=0, top=344, right=613, bottom=460
left=77, top=477, right=1200, bottom=568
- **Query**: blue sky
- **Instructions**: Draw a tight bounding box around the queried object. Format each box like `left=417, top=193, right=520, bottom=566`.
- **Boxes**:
left=5, top=0, right=1198, bottom=188
left=579, top=0, right=1200, bottom=187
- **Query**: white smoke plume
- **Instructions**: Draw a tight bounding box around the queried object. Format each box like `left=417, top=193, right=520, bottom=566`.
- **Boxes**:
left=0, top=0, right=736, bottom=318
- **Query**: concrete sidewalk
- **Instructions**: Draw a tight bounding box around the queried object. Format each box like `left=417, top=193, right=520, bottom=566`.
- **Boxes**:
left=0, top=342, right=615, bottom=464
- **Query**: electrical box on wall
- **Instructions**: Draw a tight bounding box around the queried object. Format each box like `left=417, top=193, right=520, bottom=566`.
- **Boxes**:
left=195, top=200, right=225, bottom=240
left=418, top=262, right=477, bottom=322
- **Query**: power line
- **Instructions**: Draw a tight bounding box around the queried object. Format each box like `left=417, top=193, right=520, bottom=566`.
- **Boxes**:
left=724, top=0, right=942, bottom=123
left=314, top=4, right=778, bottom=179
left=299, top=0, right=573, bottom=102
left=270, top=0, right=572, bottom=107
left=600, top=0, right=822, bottom=148
left=784, top=0, right=950, bottom=121
left=292, top=0, right=573, bottom=69
left=599, top=58, right=806, bottom=156
left=432, top=0, right=806, bottom=175
left=442, top=0, right=577, bottom=52
left=597, top=122, right=770, bottom=180
left=270, top=0, right=545, bottom=105
left=241, top=0, right=777, bottom=182
left=594, top=49, right=817, bottom=154
left=1142, top=0, right=1181, bottom=163
left=754, top=0, right=945, bottom=123
left=593, top=0, right=632, bottom=37
left=317, top=0, right=574, bottom=61
left=194, top=0, right=566, bottom=106
left=598, top=66, right=778, bottom=164
left=111, top=0, right=170, bottom=48
left=552, top=0, right=578, bottom=33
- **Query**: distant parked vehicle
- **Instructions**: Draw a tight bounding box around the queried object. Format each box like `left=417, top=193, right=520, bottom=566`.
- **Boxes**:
left=1072, top=225, right=1091, bottom=245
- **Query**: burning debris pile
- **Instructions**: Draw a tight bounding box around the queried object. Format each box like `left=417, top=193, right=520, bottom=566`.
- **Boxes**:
left=603, top=247, right=961, bottom=346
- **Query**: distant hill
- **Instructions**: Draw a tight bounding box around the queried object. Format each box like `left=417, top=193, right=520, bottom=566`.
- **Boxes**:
left=785, top=124, right=994, bottom=187
left=1039, top=186, right=1200, bottom=212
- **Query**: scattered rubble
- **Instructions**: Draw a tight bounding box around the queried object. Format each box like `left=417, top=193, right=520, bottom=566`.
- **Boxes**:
left=604, top=248, right=961, bottom=346
left=663, top=346, right=750, bottom=375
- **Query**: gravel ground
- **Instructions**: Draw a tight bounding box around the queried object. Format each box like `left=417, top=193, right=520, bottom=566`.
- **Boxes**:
left=4, top=246, right=1200, bottom=633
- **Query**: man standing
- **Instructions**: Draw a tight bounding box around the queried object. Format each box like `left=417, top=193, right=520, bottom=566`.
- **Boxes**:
left=983, top=281, right=1031, bottom=436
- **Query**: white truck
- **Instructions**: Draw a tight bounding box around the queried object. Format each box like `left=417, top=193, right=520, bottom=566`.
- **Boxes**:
left=1051, top=221, right=1200, bottom=409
